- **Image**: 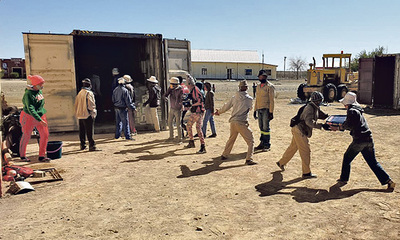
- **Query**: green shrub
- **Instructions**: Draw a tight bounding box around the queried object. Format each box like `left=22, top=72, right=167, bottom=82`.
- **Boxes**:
left=9, top=72, right=20, bottom=78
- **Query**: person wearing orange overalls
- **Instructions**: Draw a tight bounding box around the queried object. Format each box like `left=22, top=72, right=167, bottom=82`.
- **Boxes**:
left=19, top=75, right=50, bottom=162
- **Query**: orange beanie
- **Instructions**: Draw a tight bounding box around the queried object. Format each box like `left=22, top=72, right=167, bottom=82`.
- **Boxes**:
left=28, top=75, right=45, bottom=85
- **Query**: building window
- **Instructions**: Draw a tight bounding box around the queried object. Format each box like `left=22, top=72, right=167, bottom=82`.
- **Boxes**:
left=245, top=69, right=252, bottom=75
left=265, top=69, right=272, bottom=76
left=201, top=68, right=207, bottom=75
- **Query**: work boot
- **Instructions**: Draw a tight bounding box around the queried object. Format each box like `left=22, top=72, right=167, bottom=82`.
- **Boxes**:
left=186, top=140, right=195, bottom=148
left=254, top=143, right=264, bottom=151
left=387, top=179, right=396, bottom=191
left=197, top=144, right=206, bottom=154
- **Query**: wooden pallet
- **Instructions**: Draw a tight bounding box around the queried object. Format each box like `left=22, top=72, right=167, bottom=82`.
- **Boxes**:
left=27, top=168, right=63, bottom=184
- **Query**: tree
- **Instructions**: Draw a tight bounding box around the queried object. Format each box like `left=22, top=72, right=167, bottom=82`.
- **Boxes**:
left=350, top=46, right=387, bottom=71
left=289, top=57, right=307, bottom=79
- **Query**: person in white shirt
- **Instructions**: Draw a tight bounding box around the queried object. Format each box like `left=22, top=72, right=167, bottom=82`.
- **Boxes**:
left=215, top=80, right=256, bottom=165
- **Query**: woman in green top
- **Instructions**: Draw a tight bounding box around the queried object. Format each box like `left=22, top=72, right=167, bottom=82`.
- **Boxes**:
left=19, top=75, right=50, bottom=162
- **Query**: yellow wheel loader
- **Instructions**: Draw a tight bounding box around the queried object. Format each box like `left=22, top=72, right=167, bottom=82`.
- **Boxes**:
left=297, top=52, right=358, bottom=102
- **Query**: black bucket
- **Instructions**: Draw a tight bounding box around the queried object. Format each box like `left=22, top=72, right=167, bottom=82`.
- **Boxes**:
left=46, top=141, right=63, bottom=159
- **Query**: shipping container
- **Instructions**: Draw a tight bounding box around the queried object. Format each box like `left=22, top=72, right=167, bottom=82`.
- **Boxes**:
left=358, top=54, right=400, bottom=109
left=23, top=30, right=191, bottom=132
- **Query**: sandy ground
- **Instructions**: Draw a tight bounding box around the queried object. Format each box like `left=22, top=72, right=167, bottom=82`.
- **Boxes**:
left=1, top=79, right=399, bottom=239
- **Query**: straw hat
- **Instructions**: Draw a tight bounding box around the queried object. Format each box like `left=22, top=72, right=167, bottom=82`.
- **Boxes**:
left=238, top=80, right=248, bottom=88
left=147, top=76, right=158, bottom=83
left=118, top=77, right=126, bottom=84
left=123, top=75, right=133, bottom=83
left=169, top=77, right=179, bottom=84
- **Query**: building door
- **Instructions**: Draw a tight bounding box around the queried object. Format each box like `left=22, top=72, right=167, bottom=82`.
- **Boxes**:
left=11, top=67, right=23, bottom=78
left=374, top=56, right=395, bottom=108
left=227, top=69, right=233, bottom=80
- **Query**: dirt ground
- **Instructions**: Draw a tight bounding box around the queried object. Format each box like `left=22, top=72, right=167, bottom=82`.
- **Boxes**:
left=1, top=79, right=399, bottom=239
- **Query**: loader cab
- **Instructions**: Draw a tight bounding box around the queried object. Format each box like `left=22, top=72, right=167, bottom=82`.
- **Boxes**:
left=321, top=53, right=352, bottom=86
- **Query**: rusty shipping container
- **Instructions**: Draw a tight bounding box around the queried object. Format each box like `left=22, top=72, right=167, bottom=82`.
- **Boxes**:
left=358, top=54, right=400, bottom=109
left=23, top=30, right=191, bottom=132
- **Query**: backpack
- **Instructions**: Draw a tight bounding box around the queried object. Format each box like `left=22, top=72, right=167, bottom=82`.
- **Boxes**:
left=189, top=86, right=205, bottom=113
left=290, top=103, right=307, bottom=127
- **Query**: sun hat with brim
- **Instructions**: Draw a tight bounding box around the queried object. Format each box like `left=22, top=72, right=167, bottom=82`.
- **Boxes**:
left=28, top=75, right=45, bottom=85
left=147, top=76, right=158, bottom=83
left=339, top=92, right=358, bottom=105
left=169, top=77, right=179, bottom=84
left=82, top=78, right=91, bottom=84
left=118, top=77, right=126, bottom=84
left=123, top=75, right=133, bottom=83
left=239, top=80, right=248, bottom=87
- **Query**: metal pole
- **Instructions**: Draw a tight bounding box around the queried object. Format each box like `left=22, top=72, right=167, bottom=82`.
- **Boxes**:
left=284, top=56, right=287, bottom=78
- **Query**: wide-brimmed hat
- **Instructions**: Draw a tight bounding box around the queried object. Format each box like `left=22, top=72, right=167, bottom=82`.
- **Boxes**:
left=28, top=75, right=45, bottom=85
left=82, top=78, right=91, bottom=84
left=239, top=80, right=248, bottom=88
left=340, top=92, right=358, bottom=105
left=147, top=76, right=158, bottom=83
left=169, top=77, right=179, bottom=84
left=118, top=77, right=126, bottom=84
left=123, top=75, right=133, bottom=83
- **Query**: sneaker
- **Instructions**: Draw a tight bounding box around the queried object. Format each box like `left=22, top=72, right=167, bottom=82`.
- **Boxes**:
left=387, top=180, right=396, bottom=191
left=302, top=173, right=317, bottom=179
left=220, top=155, right=227, bottom=160
left=89, top=147, right=102, bottom=152
left=80, top=146, right=87, bottom=150
left=245, top=160, right=257, bottom=165
left=276, top=162, right=285, bottom=171
left=208, top=133, right=217, bottom=138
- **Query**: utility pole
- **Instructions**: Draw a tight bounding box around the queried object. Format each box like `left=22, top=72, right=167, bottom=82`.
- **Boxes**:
left=262, top=51, right=265, bottom=70
left=284, top=56, right=287, bottom=78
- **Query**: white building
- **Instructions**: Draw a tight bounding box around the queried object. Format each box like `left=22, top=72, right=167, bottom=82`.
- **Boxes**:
left=191, top=49, right=277, bottom=80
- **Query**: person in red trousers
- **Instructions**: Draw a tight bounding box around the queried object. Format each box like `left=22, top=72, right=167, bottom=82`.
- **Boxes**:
left=19, top=75, right=50, bottom=162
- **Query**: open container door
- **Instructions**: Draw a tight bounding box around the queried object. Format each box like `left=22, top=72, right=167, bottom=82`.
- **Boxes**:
left=358, top=58, right=374, bottom=105
left=23, top=33, right=77, bottom=131
left=163, top=39, right=191, bottom=125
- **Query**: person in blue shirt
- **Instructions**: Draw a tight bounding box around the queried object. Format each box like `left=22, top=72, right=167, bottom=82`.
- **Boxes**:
left=112, top=77, right=135, bottom=140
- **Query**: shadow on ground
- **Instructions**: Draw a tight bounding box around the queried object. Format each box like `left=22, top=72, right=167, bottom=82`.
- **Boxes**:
left=255, top=171, right=390, bottom=203
left=177, top=152, right=249, bottom=178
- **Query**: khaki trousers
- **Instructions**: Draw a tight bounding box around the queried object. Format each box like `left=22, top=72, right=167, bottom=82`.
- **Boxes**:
left=147, top=106, right=160, bottom=131
left=278, top=126, right=311, bottom=174
left=168, top=108, right=182, bottom=140
left=222, top=121, right=254, bottom=161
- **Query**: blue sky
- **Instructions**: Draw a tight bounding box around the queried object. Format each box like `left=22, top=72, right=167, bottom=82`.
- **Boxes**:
left=1, top=0, right=399, bottom=70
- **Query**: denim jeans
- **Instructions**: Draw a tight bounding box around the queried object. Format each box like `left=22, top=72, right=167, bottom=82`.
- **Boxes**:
left=257, top=108, right=271, bottom=148
left=340, top=140, right=390, bottom=185
left=202, top=109, right=216, bottom=136
left=115, top=108, right=131, bottom=139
